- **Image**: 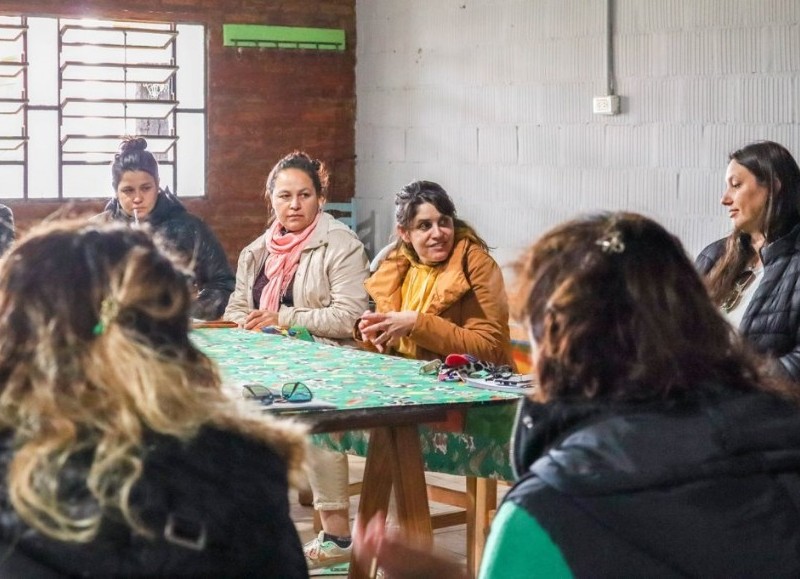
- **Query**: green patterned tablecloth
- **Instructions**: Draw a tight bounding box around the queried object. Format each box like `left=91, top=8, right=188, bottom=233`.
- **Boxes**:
left=193, top=328, right=518, bottom=480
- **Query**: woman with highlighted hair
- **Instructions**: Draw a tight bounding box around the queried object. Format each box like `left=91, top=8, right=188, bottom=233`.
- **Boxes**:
left=0, top=220, right=307, bottom=577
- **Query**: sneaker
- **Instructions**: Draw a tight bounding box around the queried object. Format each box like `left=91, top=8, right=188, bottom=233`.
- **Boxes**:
left=304, top=531, right=352, bottom=571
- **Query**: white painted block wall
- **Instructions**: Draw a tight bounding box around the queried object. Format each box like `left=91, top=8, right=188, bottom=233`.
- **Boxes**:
left=354, top=0, right=800, bottom=274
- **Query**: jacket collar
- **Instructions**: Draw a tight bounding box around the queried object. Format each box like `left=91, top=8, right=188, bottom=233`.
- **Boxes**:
left=514, top=390, right=800, bottom=496
left=761, top=222, right=800, bottom=265
left=104, top=190, right=185, bottom=226
left=365, top=237, right=473, bottom=316
left=304, top=212, right=338, bottom=250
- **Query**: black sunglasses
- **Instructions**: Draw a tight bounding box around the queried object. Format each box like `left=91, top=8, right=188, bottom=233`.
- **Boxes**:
left=242, top=382, right=313, bottom=405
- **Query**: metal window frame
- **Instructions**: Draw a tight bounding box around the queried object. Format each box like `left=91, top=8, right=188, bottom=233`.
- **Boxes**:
left=0, top=18, right=29, bottom=199
left=57, top=20, right=179, bottom=200
left=0, top=16, right=207, bottom=201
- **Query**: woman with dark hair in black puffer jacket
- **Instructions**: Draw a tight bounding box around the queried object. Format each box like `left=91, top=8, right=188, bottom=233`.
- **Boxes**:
left=96, top=137, right=235, bottom=321
left=697, top=140, right=800, bottom=383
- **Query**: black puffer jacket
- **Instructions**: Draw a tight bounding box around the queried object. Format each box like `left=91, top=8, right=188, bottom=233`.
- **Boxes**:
left=696, top=224, right=800, bottom=382
left=100, top=192, right=235, bottom=320
left=0, top=204, right=13, bottom=256
left=507, top=391, right=800, bottom=577
left=0, top=425, right=307, bottom=578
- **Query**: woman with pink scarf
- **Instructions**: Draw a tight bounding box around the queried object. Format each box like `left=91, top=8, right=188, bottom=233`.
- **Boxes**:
left=223, top=151, right=369, bottom=343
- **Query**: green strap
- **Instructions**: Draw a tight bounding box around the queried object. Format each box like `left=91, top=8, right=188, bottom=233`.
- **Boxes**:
left=479, top=502, right=573, bottom=579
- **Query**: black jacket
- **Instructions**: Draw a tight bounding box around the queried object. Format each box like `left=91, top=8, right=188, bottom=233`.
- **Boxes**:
left=101, top=192, right=235, bottom=320
left=0, top=426, right=307, bottom=578
left=696, top=224, right=800, bottom=381
left=0, top=204, right=13, bottom=256
left=507, top=392, right=800, bottom=577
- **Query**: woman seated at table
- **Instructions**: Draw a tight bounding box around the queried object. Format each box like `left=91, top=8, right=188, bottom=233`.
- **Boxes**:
left=696, top=140, right=800, bottom=382
left=358, top=180, right=511, bottom=363
left=354, top=212, right=800, bottom=578
left=303, top=180, right=512, bottom=571
left=223, top=150, right=369, bottom=344
left=97, top=136, right=235, bottom=321
left=0, top=220, right=307, bottom=577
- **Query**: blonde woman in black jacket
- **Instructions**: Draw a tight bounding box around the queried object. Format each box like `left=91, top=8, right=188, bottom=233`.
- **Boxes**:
left=0, top=221, right=307, bottom=578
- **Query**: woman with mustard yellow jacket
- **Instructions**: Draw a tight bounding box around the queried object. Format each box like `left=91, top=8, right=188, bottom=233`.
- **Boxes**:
left=360, top=185, right=511, bottom=364
left=302, top=180, right=512, bottom=572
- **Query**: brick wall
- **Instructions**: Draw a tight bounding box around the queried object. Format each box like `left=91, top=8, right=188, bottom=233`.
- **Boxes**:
left=3, top=0, right=356, bottom=265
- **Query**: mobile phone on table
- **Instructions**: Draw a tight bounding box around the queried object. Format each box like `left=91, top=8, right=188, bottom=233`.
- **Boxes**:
left=493, top=374, right=535, bottom=387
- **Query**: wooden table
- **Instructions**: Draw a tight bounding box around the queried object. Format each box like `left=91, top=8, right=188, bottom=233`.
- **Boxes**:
left=192, top=328, right=521, bottom=578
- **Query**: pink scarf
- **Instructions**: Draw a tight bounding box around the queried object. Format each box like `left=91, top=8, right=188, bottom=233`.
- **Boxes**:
left=259, top=213, right=321, bottom=311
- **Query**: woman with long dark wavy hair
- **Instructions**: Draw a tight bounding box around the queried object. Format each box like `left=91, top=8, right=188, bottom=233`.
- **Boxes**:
left=697, top=140, right=800, bottom=382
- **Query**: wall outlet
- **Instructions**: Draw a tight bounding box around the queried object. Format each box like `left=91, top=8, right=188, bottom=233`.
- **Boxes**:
left=593, top=95, right=620, bottom=115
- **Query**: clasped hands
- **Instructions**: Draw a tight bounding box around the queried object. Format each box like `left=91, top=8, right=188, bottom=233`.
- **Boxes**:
left=357, top=310, right=418, bottom=353
left=243, top=309, right=280, bottom=331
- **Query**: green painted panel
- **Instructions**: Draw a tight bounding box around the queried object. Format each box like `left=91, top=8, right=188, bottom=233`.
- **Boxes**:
left=222, top=24, right=345, bottom=51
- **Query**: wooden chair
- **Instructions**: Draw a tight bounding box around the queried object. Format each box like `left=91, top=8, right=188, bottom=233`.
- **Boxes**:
left=325, top=200, right=377, bottom=260
left=427, top=476, right=498, bottom=577
left=324, top=201, right=357, bottom=229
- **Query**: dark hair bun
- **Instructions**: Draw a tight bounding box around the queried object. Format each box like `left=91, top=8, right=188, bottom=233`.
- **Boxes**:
left=118, top=137, right=148, bottom=155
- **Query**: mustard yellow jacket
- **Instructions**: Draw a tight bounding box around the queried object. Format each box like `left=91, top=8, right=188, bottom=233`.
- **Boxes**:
left=365, top=238, right=512, bottom=366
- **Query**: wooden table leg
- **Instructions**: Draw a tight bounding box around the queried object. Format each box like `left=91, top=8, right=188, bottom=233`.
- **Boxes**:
left=349, top=425, right=432, bottom=579
left=389, top=424, right=433, bottom=544
left=349, top=427, right=396, bottom=579
left=471, top=477, right=497, bottom=577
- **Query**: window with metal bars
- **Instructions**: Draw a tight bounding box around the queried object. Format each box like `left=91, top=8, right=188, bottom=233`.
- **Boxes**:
left=0, top=15, right=206, bottom=200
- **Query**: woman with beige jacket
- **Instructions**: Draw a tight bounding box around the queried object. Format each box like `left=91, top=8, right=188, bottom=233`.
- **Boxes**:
left=223, top=151, right=369, bottom=344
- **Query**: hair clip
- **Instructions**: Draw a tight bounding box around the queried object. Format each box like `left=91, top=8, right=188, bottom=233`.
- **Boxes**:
left=595, top=229, right=625, bottom=254
left=93, top=296, right=119, bottom=336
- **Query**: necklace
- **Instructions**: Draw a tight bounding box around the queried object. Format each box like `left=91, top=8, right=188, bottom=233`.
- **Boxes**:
left=721, top=267, right=759, bottom=313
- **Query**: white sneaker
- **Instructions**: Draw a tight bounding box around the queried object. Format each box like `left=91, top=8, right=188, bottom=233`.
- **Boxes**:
left=304, top=531, right=352, bottom=571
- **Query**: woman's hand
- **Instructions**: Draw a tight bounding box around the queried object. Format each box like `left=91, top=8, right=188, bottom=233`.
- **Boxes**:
left=353, top=513, right=469, bottom=579
left=243, top=310, right=280, bottom=330
left=358, top=311, right=418, bottom=353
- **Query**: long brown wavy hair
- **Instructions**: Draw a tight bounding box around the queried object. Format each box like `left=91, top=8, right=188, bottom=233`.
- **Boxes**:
left=511, top=212, right=784, bottom=403
left=0, top=220, right=305, bottom=542
left=706, top=141, right=800, bottom=305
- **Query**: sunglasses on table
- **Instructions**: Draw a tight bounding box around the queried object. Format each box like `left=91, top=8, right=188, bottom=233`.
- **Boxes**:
left=242, top=382, right=314, bottom=405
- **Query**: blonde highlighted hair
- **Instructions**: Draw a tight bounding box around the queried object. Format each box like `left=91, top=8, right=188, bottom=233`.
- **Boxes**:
left=0, top=220, right=305, bottom=543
